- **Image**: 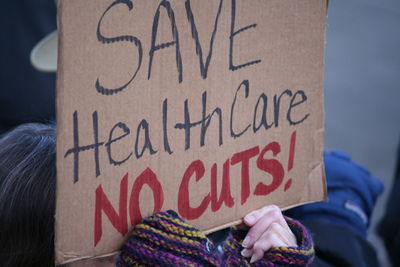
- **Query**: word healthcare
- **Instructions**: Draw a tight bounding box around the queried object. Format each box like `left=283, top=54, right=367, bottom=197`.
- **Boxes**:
left=64, top=80, right=309, bottom=184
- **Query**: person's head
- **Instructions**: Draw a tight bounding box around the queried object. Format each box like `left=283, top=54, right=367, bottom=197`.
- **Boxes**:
left=0, top=123, right=56, bottom=267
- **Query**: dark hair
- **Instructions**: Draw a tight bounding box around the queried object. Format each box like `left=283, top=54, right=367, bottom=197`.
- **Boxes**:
left=0, top=123, right=56, bottom=267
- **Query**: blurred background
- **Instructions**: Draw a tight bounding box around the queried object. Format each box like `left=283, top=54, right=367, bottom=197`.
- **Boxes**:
left=0, top=0, right=56, bottom=134
left=324, top=0, right=400, bottom=266
left=0, top=0, right=399, bottom=266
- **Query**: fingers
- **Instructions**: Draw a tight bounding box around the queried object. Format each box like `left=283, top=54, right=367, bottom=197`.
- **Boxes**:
left=249, top=229, right=287, bottom=263
left=244, top=205, right=278, bottom=226
left=267, top=222, right=297, bottom=247
left=241, top=205, right=298, bottom=263
left=242, top=205, right=290, bottom=249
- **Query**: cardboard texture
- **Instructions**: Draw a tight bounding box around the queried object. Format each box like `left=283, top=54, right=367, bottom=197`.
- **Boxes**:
left=56, top=0, right=327, bottom=264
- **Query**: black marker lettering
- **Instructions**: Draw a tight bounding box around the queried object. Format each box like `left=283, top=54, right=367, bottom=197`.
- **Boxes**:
left=96, top=0, right=143, bottom=95
left=273, top=90, right=292, bottom=127
left=200, top=91, right=223, bottom=147
left=105, top=122, right=133, bottom=166
left=287, top=90, right=309, bottom=125
left=185, top=0, right=224, bottom=79
left=162, top=98, right=173, bottom=154
left=230, top=79, right=250, bottom=138
left=174, top=99, right=202, bottom=150
left=253, top=93, right=273, bottom=132
left=148, top=0, right=183, bottom=83
left=64, top=111, right=104, bottom=183
left=135, top=120, right=157, bottom=158
left=229, top=0, right=261, bottom=71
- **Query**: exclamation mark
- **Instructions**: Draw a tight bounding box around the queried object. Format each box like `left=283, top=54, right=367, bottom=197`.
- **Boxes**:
left=284, top=131, right=296, bottom=191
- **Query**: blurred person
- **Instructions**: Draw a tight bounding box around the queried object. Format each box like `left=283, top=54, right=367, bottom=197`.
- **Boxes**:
left=0, top=123, right=56, bottom=266
left=0, top=123, right=314, bottom=266
left=378, top=140, right=400, bottom=266
left=0, top=0, right=56, bottom=134
left=286, top=150, right=384, bottom=267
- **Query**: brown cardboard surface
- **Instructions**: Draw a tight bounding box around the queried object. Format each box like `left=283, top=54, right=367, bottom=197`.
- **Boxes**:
left=56, top=0, right=327, bottom=264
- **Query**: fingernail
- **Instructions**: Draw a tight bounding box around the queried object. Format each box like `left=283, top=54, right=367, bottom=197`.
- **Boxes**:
left=245, top=214, right=256, bottom=224
left=250, top=255, right=257, bottom=263
left=241, top=249, right=251, bottom=257
left=242, top=236, right=250, bottom=248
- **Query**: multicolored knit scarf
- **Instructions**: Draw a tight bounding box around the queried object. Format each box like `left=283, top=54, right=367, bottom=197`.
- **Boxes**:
left=117, top=210, right=314, bottom=266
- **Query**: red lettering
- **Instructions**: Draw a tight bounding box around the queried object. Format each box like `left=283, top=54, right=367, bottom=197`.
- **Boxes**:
left=94, top=173, right=128, bottom=247
left=129, top=168, right=164, bottom=226
left=211, top=159, right=235, bottom=212
left=93, top=136, right=293, bottom=245
left=178, top=160, right=211, bottom=220
left=288, top=131, right=296, bottom=171
left=254, top=142, right=284, bottom=196
left=231, top=146, right=260, bottom=204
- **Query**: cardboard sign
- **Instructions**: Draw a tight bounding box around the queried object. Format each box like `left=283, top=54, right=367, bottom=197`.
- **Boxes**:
left=56, top=0, right=327, bottom=264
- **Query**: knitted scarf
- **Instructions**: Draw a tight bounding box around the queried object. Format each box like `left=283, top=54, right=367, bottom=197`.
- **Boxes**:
left=117, top=210, right=314, bottom=266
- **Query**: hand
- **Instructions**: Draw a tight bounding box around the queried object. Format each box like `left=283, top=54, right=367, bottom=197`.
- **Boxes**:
left=241, top=205, right=297, bottom=263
